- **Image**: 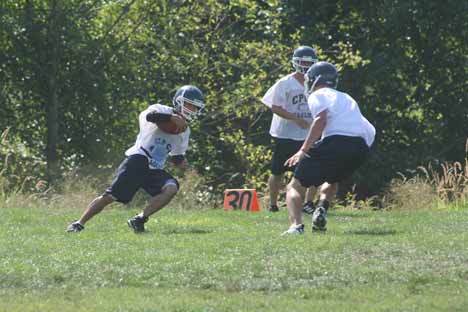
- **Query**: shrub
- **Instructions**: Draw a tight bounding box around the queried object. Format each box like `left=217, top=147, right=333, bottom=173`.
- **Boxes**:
left=381, top=140, right=467, bottom=210
left=0, top=128, right=46, bottom=200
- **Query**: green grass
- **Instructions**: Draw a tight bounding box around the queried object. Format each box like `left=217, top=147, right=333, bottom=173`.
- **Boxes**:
left=0, top=203, right=467, bottom=311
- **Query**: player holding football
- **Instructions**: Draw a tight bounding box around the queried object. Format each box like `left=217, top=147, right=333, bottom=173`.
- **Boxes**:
left=262, top=46, right=319, bottom=214
left=282, top=62, right=375, bottom=235
left=66, top=85, right=205, bottom=233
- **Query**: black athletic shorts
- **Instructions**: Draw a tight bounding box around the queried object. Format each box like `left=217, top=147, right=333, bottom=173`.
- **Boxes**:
left=294, top=135, right=370, bottom=188
left=105, top=154, right=179, bottom=204
left=271, top=137, right=304, bottom=175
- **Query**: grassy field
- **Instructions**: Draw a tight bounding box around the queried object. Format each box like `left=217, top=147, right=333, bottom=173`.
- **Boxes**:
left=0, top=203, right=467, bottom=311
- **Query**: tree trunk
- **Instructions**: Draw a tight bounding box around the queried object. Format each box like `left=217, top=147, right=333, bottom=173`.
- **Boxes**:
left=46, top=70, right=59, bottom=182
left=45, top=0, right=60, bottom=182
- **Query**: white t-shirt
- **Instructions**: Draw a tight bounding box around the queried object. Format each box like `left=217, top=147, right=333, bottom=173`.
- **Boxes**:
left=125, top=104, right=190, bottom=169
left=308, top=88, right=376, bottom=147
left=262, top=73, right=313, bottom=141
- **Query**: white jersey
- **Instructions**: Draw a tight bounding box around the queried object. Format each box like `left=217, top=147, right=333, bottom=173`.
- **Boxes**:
left=308, top=88, right=375, bottom=147
left=125, top=104, right=190, bottom=169
left=262, top=73, right=313, bottom=141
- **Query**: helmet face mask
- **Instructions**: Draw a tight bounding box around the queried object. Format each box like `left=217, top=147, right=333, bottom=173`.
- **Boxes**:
left=174, top=96, right=204, bottom=121
left=304, top=62, right=339, bottom=96
left=292, top=46, right=318, bottom=74
left=173, top=85, right=205, bottom=121
left=304, top=73, right=321, bottom=96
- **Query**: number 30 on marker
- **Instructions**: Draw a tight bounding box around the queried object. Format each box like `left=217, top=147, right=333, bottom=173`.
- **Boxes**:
left=223, top=189, right=260, bottom=212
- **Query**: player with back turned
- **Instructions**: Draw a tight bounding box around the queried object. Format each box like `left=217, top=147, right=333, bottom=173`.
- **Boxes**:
left=282, top=62, right=375, bottom=235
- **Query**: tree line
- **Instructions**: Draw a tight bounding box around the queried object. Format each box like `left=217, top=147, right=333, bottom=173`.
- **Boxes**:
left=1, top=0, right=466, bottom=196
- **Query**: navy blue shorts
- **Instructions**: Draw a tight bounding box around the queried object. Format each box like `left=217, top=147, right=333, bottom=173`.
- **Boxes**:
left=271, top=137, right=304, bottom=175
left=294, top=135, right=370, bottom=188
left=105, top=154, right=179, bottom=204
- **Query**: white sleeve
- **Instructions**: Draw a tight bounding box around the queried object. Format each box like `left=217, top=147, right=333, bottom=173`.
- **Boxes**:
left=144, top=104, right=173, bottom=115
left=308, top=93, right=331, bottom=118
left=261, top=81, right=286, bottom=109
left=137, top=104, right=173, bottom=135
left=170, top=128, right=190, bottom=156
left=139, top=104, right=173, bottom=126
left=362, top=116, right=376, bottom=146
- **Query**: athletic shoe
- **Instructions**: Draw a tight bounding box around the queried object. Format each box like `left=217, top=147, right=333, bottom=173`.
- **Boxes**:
left=312, top=207, right=327, bottom=231
left=281, top=224, right=305, bottom=236
left=66, top=221, right=84, bottom=233
left=302, top=201, right=315, bottom=215
left=268, top=204, right=279, bottom=212
left=127, top=215, right=148, bottom=233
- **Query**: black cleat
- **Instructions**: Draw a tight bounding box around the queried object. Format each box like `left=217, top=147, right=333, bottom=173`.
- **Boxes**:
left=312, top=207, right=327, bottom=231
left=268, top=204, right=279, bottom=212
left=127, top=215, right=148, bottom=233
left=66, top=221, right=84, bottom=233
left=302, top=201, right=315, bottom=215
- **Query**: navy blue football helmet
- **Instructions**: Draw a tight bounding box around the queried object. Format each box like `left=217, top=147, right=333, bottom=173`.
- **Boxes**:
left=172, top=85, right=205, bottom=121
left=292, top=46, right=318, bottom=73
left=304, top=61, right=338, bottom=95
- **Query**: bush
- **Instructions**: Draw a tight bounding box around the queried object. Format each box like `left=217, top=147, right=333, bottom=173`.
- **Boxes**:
left=0, top=156, right=215, bottom=212
left=381, top=140, right=467, bottom=210
left=0, top=128, right=47, bottom=200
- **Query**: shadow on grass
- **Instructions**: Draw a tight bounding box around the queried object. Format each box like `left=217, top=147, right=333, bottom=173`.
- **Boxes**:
left=162, top=226, right=213, bottom=235
left=345, top=228, right=397, bottom=236
left=330, top=211, right=370, bottom=218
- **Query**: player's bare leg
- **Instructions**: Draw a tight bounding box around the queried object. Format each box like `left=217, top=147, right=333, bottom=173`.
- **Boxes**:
left=285, top=178, right=306, bottom=226
left=128, top=184, right=178, bottom=233
left=303, top=186, right=317, bottom=214
left=318, top=182, right=338, bottom=204
left=281, top=178, right=306, bottom=235
left=268, top=174, right=283, bottom=212
left=305, top=187, right=316, bottom=202
left=312, top=182, right=338, bottom=231
left=66, top=194, right=114, bottom=232
left=79, top=195, right=114, bottom=225
left=143, top=184, right=178, bottom=217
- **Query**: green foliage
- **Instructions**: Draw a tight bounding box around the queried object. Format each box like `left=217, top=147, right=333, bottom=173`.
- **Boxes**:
left=0, top=128, right=46, bottom=197
left=0, top=0, right=466, bottom=195
left=280, top=1, right=468, bottom=191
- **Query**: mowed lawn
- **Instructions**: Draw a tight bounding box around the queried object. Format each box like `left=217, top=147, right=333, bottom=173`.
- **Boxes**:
left=0, top=204, right=467, bottom=312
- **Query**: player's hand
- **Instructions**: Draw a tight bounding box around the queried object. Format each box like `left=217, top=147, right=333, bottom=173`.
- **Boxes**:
left=285, top=150, right=310, bottom=167
left=170, top=114, right=188, bottom=132
left=294, top=118, right=310, bottom=129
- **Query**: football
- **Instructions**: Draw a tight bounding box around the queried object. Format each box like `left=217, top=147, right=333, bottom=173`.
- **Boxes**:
left=156, top=120, right=185, bottom=134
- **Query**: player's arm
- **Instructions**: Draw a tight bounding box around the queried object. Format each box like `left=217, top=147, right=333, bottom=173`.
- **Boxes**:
left=146, top=111, right=172, bottom=123
left=146, top=111, right=186, bottom=126
left=300, top=110, right=327, bottom=152
left=271, top=105, right=310, bottom=129
left=262, top=82, right=309, bottom=129
left=143, top=105, right=173, bottom=122
left=285, top=110, right=327, bottom=167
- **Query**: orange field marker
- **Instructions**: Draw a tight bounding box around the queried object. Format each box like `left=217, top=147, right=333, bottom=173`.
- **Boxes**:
left=223, top=189, right=261, bottom=212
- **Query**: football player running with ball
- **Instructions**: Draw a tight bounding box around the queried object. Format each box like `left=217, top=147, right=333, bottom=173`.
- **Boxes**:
left=282, top=62, right=375, bottom=235
left=261, top=46, right=320, bottom=214
left=67, top=85, right=205, bottom=233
